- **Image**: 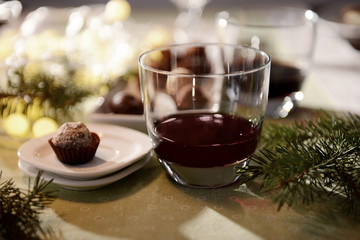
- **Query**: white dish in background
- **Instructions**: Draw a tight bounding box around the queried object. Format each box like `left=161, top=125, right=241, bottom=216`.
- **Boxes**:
left=88, top=111, right=146, bottom=133
left=17, top=123, right=152, bottom=180
left=18, top=153, right=152, bottom=190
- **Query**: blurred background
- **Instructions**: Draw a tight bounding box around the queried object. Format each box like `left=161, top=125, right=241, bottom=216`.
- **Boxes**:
left=0, top=0, right=359, bottom=141
left=18, top=0, right=337, bottom=22
left=20, top=0, right=330, bottom=11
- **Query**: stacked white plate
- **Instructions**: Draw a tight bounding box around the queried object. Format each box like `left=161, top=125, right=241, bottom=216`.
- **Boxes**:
left=17, top=123, right=153, bottom=190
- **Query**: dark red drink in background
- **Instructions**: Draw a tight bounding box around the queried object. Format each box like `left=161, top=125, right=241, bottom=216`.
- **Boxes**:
left=154, top=112, right=262, bottom=168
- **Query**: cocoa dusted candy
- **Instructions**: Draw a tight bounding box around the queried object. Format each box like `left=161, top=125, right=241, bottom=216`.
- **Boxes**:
left=48, top=122, right=100, bottom=165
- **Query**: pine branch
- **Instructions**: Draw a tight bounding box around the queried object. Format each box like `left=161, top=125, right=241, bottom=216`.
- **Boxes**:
left=0, top=171, right=57, bottom=240
left=238, top=111, right=360, bottom=212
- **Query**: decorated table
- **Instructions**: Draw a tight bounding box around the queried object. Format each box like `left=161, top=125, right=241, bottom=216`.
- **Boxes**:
left=1, top=1, right=360, bottom=239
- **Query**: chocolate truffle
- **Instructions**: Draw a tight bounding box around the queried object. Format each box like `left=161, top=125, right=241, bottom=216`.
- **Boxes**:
left=49, top=122, right=100, bottom=165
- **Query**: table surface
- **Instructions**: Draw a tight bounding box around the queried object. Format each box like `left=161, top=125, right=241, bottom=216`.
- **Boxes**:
left=1, top=4, right=360, bottom=240
left=2, top=144, right=360, bottom=240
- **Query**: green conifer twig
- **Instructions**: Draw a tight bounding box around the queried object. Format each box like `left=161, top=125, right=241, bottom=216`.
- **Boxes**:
left=238, top=111, right=360, bottom=212
left=0, top=171, right=57, bottom=239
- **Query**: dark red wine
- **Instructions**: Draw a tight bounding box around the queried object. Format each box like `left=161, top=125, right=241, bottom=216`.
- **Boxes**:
left=154, top=112, right=262, bottom=168
left=269, top=62, right=305, bottom=98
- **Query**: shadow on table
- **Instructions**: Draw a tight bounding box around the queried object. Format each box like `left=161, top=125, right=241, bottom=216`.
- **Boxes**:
left=169, top=180, right=299, bottom=240
left=290, top=196, right=360, bottom=240
left=48, top=155, right=162, bottom=203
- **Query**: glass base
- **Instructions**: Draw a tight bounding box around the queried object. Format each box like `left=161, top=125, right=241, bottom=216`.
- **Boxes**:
left=158, top=158, right=249, bottom=188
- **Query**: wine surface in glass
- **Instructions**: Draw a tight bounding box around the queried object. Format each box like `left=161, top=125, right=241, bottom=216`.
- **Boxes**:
left=154, top=112, right=261, bottom=168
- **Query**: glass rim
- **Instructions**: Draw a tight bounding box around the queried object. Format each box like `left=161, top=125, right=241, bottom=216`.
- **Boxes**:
left=217, top=7, right=319, bottom=29
left=138, top=43, right=271, bottom=78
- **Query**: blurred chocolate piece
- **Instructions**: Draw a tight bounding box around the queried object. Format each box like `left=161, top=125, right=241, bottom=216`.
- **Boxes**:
left=149, top=50, right=171, bottom=89
left=177, top=46, right=211, bottom=74
left=150, top=49, right=172, bottom=71
left=341, top=5, right=360, bottom=25
left=166, top=67, right=193, bottom=97
left=341, top=4, right=360, bottom=50
left=109, top=91, right=143, bottom=114
left=147, top=46, right=212, bottom=90
left=176, top=84, right=208, bottom=109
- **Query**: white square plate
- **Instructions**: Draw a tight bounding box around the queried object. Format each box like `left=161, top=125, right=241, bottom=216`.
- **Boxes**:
left=17, top=123, right=152, bottom=180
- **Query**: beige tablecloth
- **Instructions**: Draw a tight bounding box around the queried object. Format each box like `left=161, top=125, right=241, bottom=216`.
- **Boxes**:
left=1, top=141, right=360, bottom=240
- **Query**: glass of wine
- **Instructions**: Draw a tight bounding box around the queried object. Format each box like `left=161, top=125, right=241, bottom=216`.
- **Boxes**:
left=138, top=43, right=270, bottom=188
left=216, top=7, right=318, bottom=118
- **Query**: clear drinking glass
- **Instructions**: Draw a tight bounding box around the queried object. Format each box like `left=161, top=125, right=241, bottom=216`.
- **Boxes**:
left=138, top=43, right=270, bottom=188
left=216, top=7, right=318, bottom=118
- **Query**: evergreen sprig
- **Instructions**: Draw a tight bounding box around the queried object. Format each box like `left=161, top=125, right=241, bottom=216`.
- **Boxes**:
left=238, top=111, right=360, bottom=211
left=0, top=171, right=57, bottom=240
left=11, top=67, right=92, bottom=110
